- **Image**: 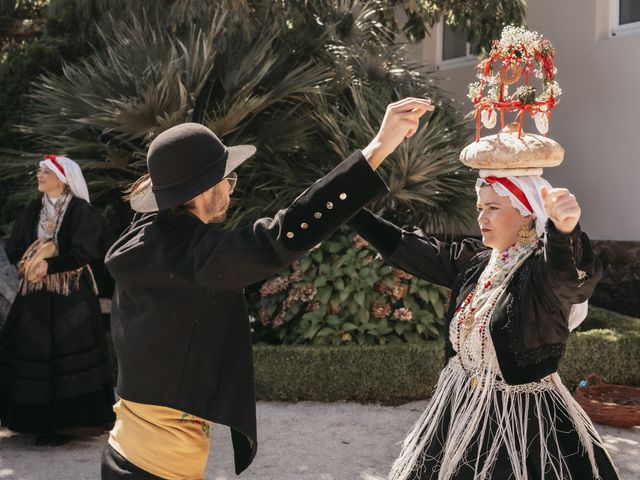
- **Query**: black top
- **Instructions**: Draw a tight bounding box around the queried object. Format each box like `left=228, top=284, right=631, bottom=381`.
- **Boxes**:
left=105, top=151, right=389, bottom=474
left=350, top=208, right=602, bottom=384
left=5, top=196, right=102, bottom=273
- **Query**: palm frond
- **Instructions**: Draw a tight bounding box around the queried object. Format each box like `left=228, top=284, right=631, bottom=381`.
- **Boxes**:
left=1, top=0, right=477, bottom=237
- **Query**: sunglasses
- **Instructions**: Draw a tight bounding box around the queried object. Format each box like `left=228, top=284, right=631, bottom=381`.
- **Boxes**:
left=226, top=171, right=238, bottom=194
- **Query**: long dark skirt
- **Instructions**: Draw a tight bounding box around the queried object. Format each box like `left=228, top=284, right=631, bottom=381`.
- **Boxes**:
left=0, top=272, right=115, bottom=434
left=408, top=387, right=620, bottom=480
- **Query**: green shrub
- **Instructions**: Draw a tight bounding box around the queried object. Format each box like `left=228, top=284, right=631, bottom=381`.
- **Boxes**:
left=0, top=39, right=66, bottom=149
left=576, top=305, right=640, bottom=332
left=248, top=227, right=450, bottom=346
left=253, top=307, right=640, bottom=403
left=254, top=343, right=444, bottom=404
left=560, top=306, right=640, bottom=387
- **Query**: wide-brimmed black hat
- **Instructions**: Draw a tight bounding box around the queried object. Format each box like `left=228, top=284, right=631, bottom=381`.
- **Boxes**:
left=128, top=123, right=255, bottom=212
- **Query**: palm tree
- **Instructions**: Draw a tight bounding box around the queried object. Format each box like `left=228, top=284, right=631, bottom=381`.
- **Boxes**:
left=0, top=0, right=477, bottom=235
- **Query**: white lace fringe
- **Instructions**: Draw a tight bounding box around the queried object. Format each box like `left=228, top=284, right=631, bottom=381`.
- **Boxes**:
left=388, top=358, right=608, bottom=480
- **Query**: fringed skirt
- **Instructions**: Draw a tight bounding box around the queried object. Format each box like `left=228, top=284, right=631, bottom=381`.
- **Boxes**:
left=389, top=357, right=620, bottom=480
left=0, top=270, right=115, bottom=434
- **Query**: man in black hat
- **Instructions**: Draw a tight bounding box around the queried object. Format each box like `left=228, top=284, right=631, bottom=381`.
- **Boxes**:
left=101, top=98, right=433, bottom=479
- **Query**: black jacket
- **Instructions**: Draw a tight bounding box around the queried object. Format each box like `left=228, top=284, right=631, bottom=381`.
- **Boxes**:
left=350, top=209, right=602, bottom=385
left=5, top=196, right=102, bottom=273
left=104, top=152, right=388, bottom=474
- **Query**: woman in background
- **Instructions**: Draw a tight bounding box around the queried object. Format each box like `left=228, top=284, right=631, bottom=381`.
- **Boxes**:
left=0, top=155, right=114, bottom=446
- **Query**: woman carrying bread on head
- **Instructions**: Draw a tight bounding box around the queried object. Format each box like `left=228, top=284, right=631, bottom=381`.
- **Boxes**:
left=351, top=27, right=620, bottom=480
left=0, top=155, right=114, bottom=446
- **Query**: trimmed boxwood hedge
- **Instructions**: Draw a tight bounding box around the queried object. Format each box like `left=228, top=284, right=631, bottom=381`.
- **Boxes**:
left=254, top=307, right=640, bottom=403
left=559, top=306, right=640, bottom=387
left=254, top=342, right=444, bottom=404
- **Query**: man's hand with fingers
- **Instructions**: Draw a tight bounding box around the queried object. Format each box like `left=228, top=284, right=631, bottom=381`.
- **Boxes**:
left=362, top=98, right=434, bottom=170
left=541, top=186, right=581, bottom=234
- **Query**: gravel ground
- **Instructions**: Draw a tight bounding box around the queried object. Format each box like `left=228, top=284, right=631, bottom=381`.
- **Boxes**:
left=1, top=400, right=638, bottom=480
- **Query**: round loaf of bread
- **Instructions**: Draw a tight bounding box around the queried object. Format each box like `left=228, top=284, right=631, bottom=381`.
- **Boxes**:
left=460, top=123, right=564, bottom=170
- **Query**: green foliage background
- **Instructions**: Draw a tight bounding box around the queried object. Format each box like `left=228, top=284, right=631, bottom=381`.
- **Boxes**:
left=0, top=0, right=526, bottom=302
left=0, top=0, right=529, bottom=236
left=249, top=226, right=450, bottom=346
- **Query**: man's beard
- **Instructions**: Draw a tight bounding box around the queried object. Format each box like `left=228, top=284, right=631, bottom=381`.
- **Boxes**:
left=208, top=211, right=227, bottom=224
left=208, top=198, right=230, bottom=224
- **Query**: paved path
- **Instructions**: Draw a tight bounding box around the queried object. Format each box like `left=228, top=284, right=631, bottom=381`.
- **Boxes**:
left=1, top=401, right=638, bottom=479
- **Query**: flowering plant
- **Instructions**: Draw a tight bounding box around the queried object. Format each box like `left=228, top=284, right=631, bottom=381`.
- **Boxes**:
left=248, top=227, right=449, bottom=345
left=467, top=25, right=560, bottom=139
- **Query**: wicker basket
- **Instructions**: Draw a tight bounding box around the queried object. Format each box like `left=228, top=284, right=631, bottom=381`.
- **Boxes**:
left=575, top=373, right=640, bottom=428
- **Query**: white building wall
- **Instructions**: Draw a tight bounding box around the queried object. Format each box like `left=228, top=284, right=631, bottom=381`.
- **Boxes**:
left=412, top=0, right=640, bottom=240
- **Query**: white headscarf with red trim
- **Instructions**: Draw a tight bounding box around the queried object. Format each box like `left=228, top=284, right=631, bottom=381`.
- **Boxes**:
left=476, top=175, right=551, bottom=235
left=40, top=155, right=90, bottom=203
left=475, top=174, right=588, bottom=331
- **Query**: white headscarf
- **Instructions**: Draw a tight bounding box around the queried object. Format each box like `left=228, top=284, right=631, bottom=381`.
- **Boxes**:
left=40, top=155, right=91, bottom=203
left=475, top=174, right=589, bottom=331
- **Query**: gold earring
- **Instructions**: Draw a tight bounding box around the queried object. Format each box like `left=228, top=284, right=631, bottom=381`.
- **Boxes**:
left=518, top=222, right=536, bottom=247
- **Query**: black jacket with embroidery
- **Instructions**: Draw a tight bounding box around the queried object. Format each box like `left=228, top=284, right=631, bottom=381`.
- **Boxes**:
left=350, top=209, right=602, bottom=385
left=104, top=152, right=388, bottom=475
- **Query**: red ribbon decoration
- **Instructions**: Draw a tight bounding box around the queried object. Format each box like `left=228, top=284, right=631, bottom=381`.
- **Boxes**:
left=43, top=154, right=66, bottom=177
left=484, top=176, right=534, bottom=214
left=471, top=39, right=558, bottom=141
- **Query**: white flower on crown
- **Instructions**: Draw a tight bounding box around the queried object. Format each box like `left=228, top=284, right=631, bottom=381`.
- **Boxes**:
left=476, top=73, right=500, bottom=85
left=487, top=85, right=501, bottom=102
left=487, top=73, right=500, bottom=86
left=498, top=25, right=543, bottom=55
left=537, top=81, right=562, bottom=102
left=467, top=82, right=482, bottom=100
left=514, top=85, right=535, bottom=100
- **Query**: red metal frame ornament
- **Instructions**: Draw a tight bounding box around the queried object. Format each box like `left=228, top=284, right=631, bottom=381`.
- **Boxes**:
left=467, top=26, right=561, bottom=141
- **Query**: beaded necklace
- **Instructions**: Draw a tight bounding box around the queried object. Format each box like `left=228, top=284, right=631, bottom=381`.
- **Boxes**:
left=38, top=192, right=71, bottom=240
left=453, top=239, right=537, bottom=378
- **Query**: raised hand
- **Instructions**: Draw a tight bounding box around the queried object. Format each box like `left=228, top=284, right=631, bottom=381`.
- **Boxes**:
left=541, top=186, right=581, bottom=234
left=362, top=98, right=434, bottom=170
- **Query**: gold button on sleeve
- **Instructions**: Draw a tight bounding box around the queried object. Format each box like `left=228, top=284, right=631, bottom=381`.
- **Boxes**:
left=286, top=232, right=295, bottom=239
left=339, top=193, right=347, bottom=200
left=314, top=212, right=322, bottom=219
left=300, top=223, right=308, bottom=229
left=326, top=202, right=334, bottom=209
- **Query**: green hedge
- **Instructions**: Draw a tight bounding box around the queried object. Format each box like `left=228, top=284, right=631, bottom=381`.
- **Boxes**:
left=254, top=343, right=444, bottom=404
left=254, top=306, right=640, bottom=403
left=559, top=306, right=640, bottom=387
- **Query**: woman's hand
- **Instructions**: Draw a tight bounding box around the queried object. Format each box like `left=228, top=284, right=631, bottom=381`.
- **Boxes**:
left=362, top=98, right=434, bottom=170
left=32, top=260, right=49, bottom=282
left=541, top=186, right=581, bottom=234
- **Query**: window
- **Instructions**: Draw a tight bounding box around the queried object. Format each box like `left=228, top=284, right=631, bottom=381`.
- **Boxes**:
left=435, top=20, right=474, bottom=69
left=611, top=0, right=640, bottom=36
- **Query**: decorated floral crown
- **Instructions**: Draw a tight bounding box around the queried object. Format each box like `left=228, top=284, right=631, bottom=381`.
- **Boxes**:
left=460, top=26, right=564, bottom=176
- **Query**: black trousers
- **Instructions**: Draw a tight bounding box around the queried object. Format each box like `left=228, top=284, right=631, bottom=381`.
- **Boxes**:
left=101, top=445, right=164, bottom=479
